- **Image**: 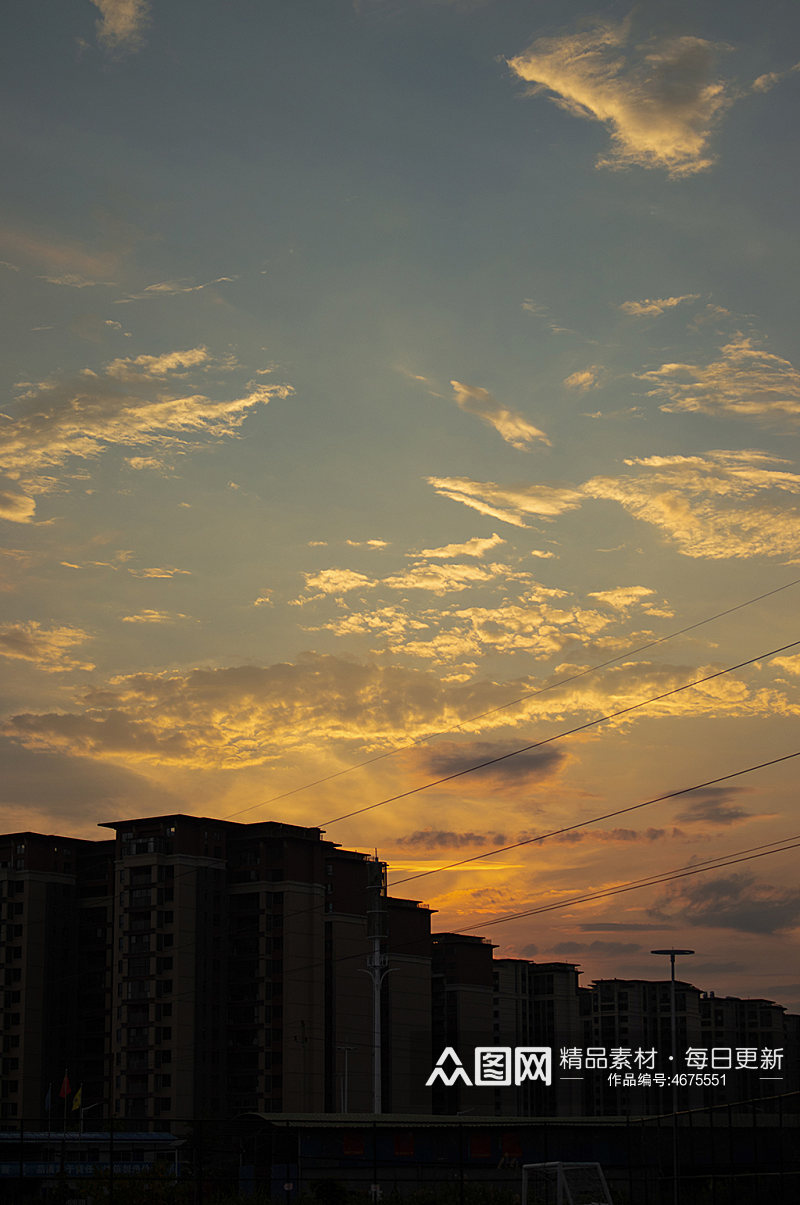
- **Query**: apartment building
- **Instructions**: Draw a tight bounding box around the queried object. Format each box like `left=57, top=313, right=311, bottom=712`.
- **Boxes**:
left=493, top=958, right=584, bottom=1115
left=0, top=832, right=114, bottom=1121
left=0, top=816, right=433, bottom=1123
left=2, top=819, right=796, bottom=1124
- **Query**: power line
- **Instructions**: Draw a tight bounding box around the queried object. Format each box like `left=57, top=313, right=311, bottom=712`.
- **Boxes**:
left=388, top=749, right=800, bottom=887
left=244, top=830, right=800, bottom=988
left=320, top=637, right=800, bottom=826
left=463, top=836, right=800, bottom=932
left=220, top=574, right=800, bottom=823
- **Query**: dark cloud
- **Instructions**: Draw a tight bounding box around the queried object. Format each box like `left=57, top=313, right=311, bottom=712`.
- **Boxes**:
left=396, top=829, right=506, bottom=849
left=419, top=740, right=566, bottom=784
left=552, top=940, right=643, bottom=956
left=579, top=922, right=675, bottom=932
left=653, top=874, right=800, bottom=935
left=675, top=786, right=751, bottom=825
left=522, top=826, right=676, bottom=846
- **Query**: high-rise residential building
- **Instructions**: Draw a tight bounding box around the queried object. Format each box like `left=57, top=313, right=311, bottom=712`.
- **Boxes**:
left=0, top=831, right=114, bottom=1122
left=493, top=958, right=584, bottom=1115
left=2, top=818, right=796, bottom=1126
left=0, top=816, right=433, bottom=1123
left=430, top=933, right=496, bottom=1114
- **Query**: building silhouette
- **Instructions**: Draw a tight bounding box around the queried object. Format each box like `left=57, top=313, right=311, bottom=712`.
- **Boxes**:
left=1, top=816, right=796, bottom=1123
left=0, top=817, right=432, bottom=1123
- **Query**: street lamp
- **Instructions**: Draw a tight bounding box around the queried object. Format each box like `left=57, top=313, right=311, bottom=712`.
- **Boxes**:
left=651, top=948, right=695, bottom=1205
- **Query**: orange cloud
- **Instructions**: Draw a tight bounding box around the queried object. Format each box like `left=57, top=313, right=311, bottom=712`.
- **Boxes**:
left=0, top=622, right=94, bottom=673
left=449, top=380, right=551, bottom=449
left=508, top=18, right=733, bottom=176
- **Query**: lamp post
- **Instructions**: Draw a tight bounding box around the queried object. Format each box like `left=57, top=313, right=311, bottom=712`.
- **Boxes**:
left=651, top=948, right=695, bottom=1205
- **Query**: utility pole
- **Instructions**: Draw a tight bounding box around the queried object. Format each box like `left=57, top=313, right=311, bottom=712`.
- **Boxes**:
left=651, top=947, right=695, bottom=1205
left=366, top=855, right=390, bottom=1115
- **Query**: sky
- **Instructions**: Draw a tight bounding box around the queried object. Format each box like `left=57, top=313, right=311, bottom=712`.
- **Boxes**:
left=2, top=0, right=800, bottom=1011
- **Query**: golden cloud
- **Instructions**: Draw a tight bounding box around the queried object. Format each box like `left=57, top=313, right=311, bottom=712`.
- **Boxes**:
left=4, top=646, right=796, bottom=773
left=430, top=451, right=800, bottom=560
left=412, top=533, right=506, bottom=559
left=585, top=452, right=800, bottom=559
left=588, top=587, right=656, bottom=610
left=427, top=476, right=583, bottom=525
left=309, top=581, right=669, bottom=667
left=0, top=488, right=36, bottom=524
left=620, top=294, right=701, bottom=317
left=0, top=622, right=94, bottom=673
left=0, top=348, right=291, bottom=475
left=127, top=566, right=191, bottom=579
left=120, top=610, right=188, bottom=624
left=91, top=0, right=150, bottom=52
left=508, top=19, right=732, bottom=176
left=449, top=380, right=551, bottom=449
left=563, top=366, right=602, bottom=391
left=296, top=558, right=532, bottom=605
left=637, top=335, right=800, bottom=420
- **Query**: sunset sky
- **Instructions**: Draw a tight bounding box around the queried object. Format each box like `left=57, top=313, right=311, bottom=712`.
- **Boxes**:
left=2, top=0, right=800, bottom=1010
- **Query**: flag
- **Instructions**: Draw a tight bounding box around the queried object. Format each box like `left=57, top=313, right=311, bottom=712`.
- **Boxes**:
left=59, top=1072, right=71, bottom=1099
left=45, top=1084, right=52, bottom=1112
left=72, top=1085, right=82, bottom=1113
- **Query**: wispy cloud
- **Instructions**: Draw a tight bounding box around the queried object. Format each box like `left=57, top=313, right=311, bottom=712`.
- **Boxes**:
left=105, top=347, right=212, bottom=380
left=382, top=561, right=519, bottom=596
left=0, top=488, right=37, bottom=524
left=0, top=225, right=118, bottom=282
left=431, top=451, right=800, bottom=560
left=637, top=335, right=800, bottom=420
left=620, top=294, right=701, bottom=317
left=412, top=533, right=505, bottom=560
left=91, top=0, right=151, bottom=53
left=449, top=380, right=551, bottom=449
left=127, top=566, right=191, bottom=579
left=427, top=476, right=584, bottom=526
left=588, top=586, right=656, bottom=610
left=508, top=18, right=733, bottom=176
left=119, top=275, right=239, bottom=301
left=564, top=366, right=602, bottom=391
left=0, top=622, right=94, bottom=673
left=586, top=451, right=800, bottom=559
left=0, top=348, right=291, bottom=475
left=120, top=610, right=188, bottom=624
left=39, top=274, right=115, bottom=289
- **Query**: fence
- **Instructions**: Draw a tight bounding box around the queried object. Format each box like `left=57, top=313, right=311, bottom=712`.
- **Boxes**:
left=0, top=1092, right=796, bottom=1204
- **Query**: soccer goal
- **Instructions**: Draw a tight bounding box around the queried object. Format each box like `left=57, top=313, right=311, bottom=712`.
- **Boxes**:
left=522, top=1161, right=614, bottom=1205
